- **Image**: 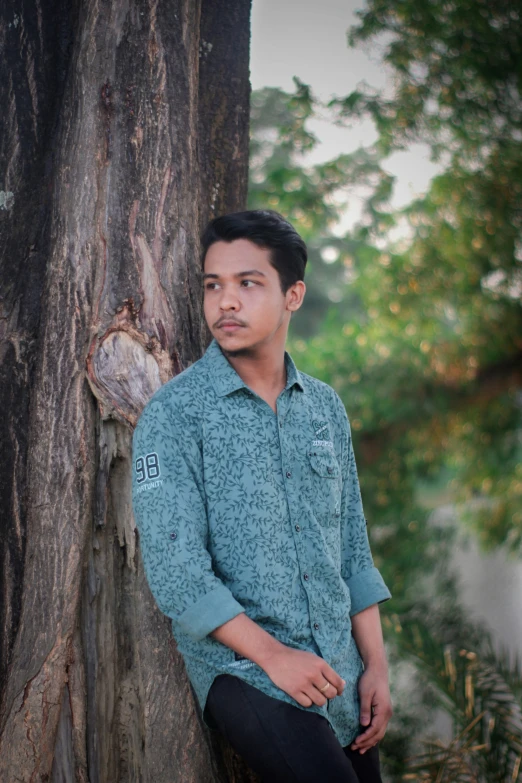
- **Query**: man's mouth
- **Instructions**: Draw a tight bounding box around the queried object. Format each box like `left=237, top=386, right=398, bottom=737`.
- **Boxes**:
left=218, top=321, right=245, bottom=331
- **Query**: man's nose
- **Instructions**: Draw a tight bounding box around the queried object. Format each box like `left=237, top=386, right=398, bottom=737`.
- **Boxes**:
left=219, top=286, right=240, bottom=310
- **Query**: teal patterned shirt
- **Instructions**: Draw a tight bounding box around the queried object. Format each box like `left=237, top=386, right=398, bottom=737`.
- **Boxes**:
left=131, top=337, right=391, bottom=746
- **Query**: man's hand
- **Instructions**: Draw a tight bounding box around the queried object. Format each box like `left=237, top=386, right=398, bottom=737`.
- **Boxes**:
left=211, top=612, right=345, bottom=708
left=262, top=646, right=346, bottom=708
left=350, top=664, right=392, bottom=754
left=349, top=603, right=393, bottom=753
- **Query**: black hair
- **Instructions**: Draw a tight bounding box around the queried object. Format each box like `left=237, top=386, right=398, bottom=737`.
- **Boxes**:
left=200, top=209, right=307, bottom=293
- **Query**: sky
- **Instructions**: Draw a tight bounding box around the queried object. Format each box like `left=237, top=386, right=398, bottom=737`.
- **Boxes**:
left=250, top=0, right=441, bottom=231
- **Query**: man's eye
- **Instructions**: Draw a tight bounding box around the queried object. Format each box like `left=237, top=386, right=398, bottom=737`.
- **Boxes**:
left=241, top=280, right=256, bottom=287
left=205, top=282, right=219, bottom=290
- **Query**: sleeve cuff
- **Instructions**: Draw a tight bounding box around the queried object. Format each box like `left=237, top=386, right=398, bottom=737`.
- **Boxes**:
left=345, top=566, right=392, bottom=616
left=176, top=583, right=245, bottom=641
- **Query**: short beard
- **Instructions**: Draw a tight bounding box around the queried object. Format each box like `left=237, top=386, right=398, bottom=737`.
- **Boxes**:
left=221, top=345, right=256, bottom=359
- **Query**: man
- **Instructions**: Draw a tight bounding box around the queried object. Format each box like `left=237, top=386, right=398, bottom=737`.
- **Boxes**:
left=131, top=210, right=392, bottom=782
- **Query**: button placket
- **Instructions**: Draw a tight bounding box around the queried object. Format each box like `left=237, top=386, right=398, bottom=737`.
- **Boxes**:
left=277, top=395, right=312, bottom=602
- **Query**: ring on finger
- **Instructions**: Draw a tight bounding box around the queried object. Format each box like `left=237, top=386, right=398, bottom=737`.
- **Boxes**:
left=319, top=681, right=332, bottom=694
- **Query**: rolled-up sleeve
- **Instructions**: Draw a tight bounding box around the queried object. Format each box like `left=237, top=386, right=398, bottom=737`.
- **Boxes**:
left=131, top=398, right=245, bottom=641
left=334, top=393, right=392, bottom=616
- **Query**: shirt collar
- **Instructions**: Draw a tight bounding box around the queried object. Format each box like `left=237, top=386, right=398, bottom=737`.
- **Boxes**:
left=203, top=337, right=305, bottom=398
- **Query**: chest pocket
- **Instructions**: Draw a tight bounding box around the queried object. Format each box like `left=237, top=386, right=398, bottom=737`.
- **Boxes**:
left=307, top=443, right=342, bottom=525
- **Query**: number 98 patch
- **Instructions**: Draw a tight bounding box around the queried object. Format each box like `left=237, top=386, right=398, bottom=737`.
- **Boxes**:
left=135, top=452, right=163, bottom=492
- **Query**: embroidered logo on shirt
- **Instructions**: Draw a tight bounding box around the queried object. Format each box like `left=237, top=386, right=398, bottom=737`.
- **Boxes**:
left=136, top=479, right=164, bottom=494
left=312, top=419, right=331, bottom=439
left=312, top=439, right=334, bottom=447
left=135, top=452, right=162, bottom=492
left=228, top=658, right=256, bottom=671
left=227, top=651, right=256, bottom=671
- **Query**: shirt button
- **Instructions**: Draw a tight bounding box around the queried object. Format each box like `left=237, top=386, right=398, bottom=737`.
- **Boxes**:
left=303, top=572, right=309, bottom=581
left=286, top=471, right=292, bottom=478
left=295, top=524, right=301, bottom=532
left=313, top=622, right=319, bottom=630
left=327, top=466, right=334, bottom=474
left=170, top=532, right=177, bottom=540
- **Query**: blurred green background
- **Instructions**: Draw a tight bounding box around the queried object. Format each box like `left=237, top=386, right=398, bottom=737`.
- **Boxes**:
left=249, top=1, right=522, bottom=780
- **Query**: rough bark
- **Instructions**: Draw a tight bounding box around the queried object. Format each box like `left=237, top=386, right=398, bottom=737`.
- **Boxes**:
left=0, top=1, right=257, bottom=780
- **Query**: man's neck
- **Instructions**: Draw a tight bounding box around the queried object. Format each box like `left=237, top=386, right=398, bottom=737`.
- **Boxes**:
left=220, top=341, right=288, bottom=403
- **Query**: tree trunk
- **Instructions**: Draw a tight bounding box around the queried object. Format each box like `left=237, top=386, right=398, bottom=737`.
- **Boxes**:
left=0, top=1, right=258, bottom=780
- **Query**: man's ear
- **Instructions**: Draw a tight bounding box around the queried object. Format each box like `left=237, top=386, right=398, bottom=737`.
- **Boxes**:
left=286, top=280, right=306, bottom=312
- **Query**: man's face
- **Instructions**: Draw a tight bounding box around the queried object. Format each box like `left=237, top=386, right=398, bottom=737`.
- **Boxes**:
left=203, top=238, right=303, bottom=354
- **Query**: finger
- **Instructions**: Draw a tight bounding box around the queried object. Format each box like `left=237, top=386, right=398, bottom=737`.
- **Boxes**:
left=351, top=714, right=386, bottom=749
left=353, top=702, right=392, bottom=751
left=354, top=737, right=381, bottom=754
left=352, top=713, right=382, bottom=742
left=352, top=722, right=380, bottom=747
left=304, top=685, right=327, bottom=707
left=352, top=728, right=381, bottom=752
left=353, top=730, right=385, bottom=754
left=313, top=677, right=338, bottom=700
left=295, top=691, right=313, bottom=708
left=355, top=703, right=391, bottom=737
left=359, top=687, right=373, bottom=727
left=322, top=664, right=345, bottom=694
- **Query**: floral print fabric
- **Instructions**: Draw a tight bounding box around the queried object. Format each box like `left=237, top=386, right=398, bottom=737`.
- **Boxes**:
left=131, top=338, right=391, bottom=746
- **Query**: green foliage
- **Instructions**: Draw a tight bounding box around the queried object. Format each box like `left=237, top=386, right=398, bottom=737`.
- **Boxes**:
left=249, top=9, right=522, bottom=556
left=329, top=0, right=522, bottom=554
left=336, top=0, right=522, bottom=162
left=248, top=78, right=393, bottom=337
left=248, top=1, right=522, bottom=775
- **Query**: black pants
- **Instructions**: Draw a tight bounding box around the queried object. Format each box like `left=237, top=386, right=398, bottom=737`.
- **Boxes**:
left=205, top=673, right=382, bottom=783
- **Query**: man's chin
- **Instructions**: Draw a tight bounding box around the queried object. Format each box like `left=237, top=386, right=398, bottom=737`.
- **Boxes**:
left=213, top=329, right=256, bottom=357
